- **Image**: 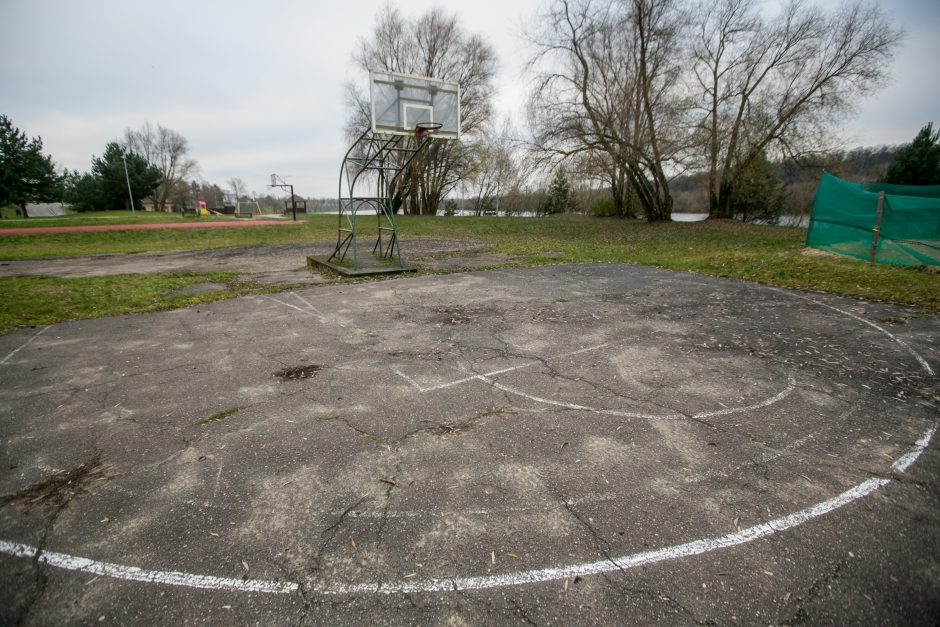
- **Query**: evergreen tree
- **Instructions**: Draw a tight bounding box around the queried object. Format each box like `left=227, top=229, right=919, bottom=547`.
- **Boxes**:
left=729, top=151, right=786, bottom=224
left=543, top=172, right=577, bottom=215
left=883, top=123, right=940, bottom=185
left=64, top=143, right=161, bottom=212
left=0, top=114, right=61, bottom=215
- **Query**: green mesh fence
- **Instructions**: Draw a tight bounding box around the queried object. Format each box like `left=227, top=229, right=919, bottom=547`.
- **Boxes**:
left=805, top=171, right=940, bottom=266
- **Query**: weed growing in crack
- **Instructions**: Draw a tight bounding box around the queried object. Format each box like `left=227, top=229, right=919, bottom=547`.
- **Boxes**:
left=197, top=407, right=240, bottom=425
left=274, top=364, right=322, bottom=380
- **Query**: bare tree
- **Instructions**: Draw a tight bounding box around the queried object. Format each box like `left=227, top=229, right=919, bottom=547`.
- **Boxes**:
left=124, top=122, right=199, bottom=211
left=691, top=0, right=902, bottom=218
left=346, top=5, right=497, bottom=215
left=461, top=120, right=524, bottom=216
left=527, top=0, right=686, bottom=221
left=227, top=177, right=248, bottom=201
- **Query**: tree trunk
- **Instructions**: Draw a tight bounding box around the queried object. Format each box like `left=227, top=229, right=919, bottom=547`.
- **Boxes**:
left=709, top=178, right=735, bottom=219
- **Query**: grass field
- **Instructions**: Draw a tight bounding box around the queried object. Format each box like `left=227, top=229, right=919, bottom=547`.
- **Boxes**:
left=1, top=212, right=937, bottom=334
left=0, top=274, right=278, bottom=334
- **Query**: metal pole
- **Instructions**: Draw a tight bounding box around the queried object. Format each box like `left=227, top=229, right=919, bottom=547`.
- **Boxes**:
left=121, top=153, right=135, bottom=216
left=290, top=184, right=296, bottom=222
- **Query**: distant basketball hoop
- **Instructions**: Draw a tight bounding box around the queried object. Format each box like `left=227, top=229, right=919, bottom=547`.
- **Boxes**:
left=318, top=70, right=462, bottom=274
left=415, top=122, right=443, bottom=138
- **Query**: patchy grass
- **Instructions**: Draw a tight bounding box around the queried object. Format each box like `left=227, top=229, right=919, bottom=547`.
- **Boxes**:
left=400, top=216, right=940, bottom=312
left=0, top=204, right=30, bottom=220
left=0, top=273, right=285, bottom=334
left=197, top=407, right=240, bottom=425
left=1, top=214, right=937, bottom=325
left=0, top=220, right=334, bottom=259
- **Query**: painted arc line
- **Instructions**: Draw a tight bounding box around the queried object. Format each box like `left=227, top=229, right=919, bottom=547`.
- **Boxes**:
left=399, top=340, right=796, bottom=420
left=0, top=423, right=934, bottom=596
left=772, top=288, right=935, bottom=376
left=0, top=539, right=297, bottom=594
left=484, top=374, right=797, bottom=420
left=0, top=289, right=935, bottom=596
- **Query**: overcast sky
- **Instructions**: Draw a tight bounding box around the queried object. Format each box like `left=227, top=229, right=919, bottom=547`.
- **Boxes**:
left=1, top=0, right=938, bottom=199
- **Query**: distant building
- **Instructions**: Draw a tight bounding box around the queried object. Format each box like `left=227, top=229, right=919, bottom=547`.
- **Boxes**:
left=286, top=194, right=307, bottom=214
left=25, top=202, right=67, bottom=217
left=140, top=199, right=177, bottom=212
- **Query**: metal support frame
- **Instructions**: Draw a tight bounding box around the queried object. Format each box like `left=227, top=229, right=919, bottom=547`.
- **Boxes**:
left=330, top=128, right=432, bottom=271
left=268, top=175, right=296, bottom=222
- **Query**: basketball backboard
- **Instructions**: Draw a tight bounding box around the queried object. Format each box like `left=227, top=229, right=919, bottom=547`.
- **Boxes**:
left=369, top=70, right=460, bottom=139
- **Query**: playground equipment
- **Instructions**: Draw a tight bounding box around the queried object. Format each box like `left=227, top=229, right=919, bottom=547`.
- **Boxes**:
left=314, top=71, right=460, bottom=275
left=234, top=200, right=261, bottom=216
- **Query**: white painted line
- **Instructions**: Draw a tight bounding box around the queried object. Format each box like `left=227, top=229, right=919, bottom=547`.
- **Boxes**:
left=417, top=362, right=539, bottom=393
left=395, top=343, right=612, bottom=393
left=684, top=428, right=822, bottom=484
left=292, top=292, right=348, bottom=328
left=483, top=374, right=796, bottom=421
left=262, top=295, right=326, bottom=323
left=320, top=476, right=896, bottom=595
left=778, top=290, right=935, bottom=376
left=0, top=280, right=934, bottom=597
left=891, top=423, right=936, bottom=473
left=213, top=459, right=224, bottom=499
left=1, top=421, right=931, bottom=596
left=292, top=292, right=327, bottom=318
left=393, top=368, right=427, bottom=392
left=488, top=379, right=606, bottom=413
left=1, top=325, right=50, bottom=365
left=693, top=375, right=797, bottom=419
left=0, top=539, right=297, bottom=594
left=399, top=340, right=795, bottom=421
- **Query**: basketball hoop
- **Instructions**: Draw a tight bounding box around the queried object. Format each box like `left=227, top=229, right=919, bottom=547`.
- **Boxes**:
left=415, top=122, right=443, bottom=138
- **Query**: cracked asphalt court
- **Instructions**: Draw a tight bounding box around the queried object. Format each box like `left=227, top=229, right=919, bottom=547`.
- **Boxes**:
left=2, top=264, right=939, bottom=624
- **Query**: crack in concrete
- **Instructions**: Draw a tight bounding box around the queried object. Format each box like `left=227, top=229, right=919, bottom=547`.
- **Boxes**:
left=509, top=596, right=540, bottom=626
left=318, top=415, right=380, bottom=444
left=550, top=488, right=632, bottom=587
left=607, top=577, right=713, bottom=625
left=12, top=502, right=67, bottom=625
left=781, top=559, right=844, bottom=624
left=413, top=405, right=524, bottom=438
left=316, top=494, right=370, bottom=566
left=375, top=469, right=399, bottom=547
left=6, top=454, right=98, bottom=626
left=552, top=484, right=715, bottom=625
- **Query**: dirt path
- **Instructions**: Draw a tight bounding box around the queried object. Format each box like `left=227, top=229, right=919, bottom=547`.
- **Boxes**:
left=0, top=239, right=514, bottom=286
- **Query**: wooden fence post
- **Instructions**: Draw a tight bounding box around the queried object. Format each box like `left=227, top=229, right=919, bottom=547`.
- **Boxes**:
left=869, top=191, right=885, bottom=264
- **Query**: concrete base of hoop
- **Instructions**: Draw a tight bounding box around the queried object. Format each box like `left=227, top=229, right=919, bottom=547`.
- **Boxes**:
left=307, top=255, right=416, bottom=277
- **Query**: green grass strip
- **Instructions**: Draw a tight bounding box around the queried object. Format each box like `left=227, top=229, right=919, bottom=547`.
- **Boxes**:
left=197, top=407, right=240, bottom=425
left=1, top=215, right=937, bottom=330
left=0, top=273, right=284, bottom=334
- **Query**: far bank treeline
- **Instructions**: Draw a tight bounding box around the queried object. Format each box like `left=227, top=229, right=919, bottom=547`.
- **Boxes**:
left=3, top=1, right=939, bottom=221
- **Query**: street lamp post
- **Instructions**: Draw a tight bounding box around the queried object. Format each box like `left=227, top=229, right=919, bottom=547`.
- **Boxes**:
left=121, top=152, right=135, bottom=216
